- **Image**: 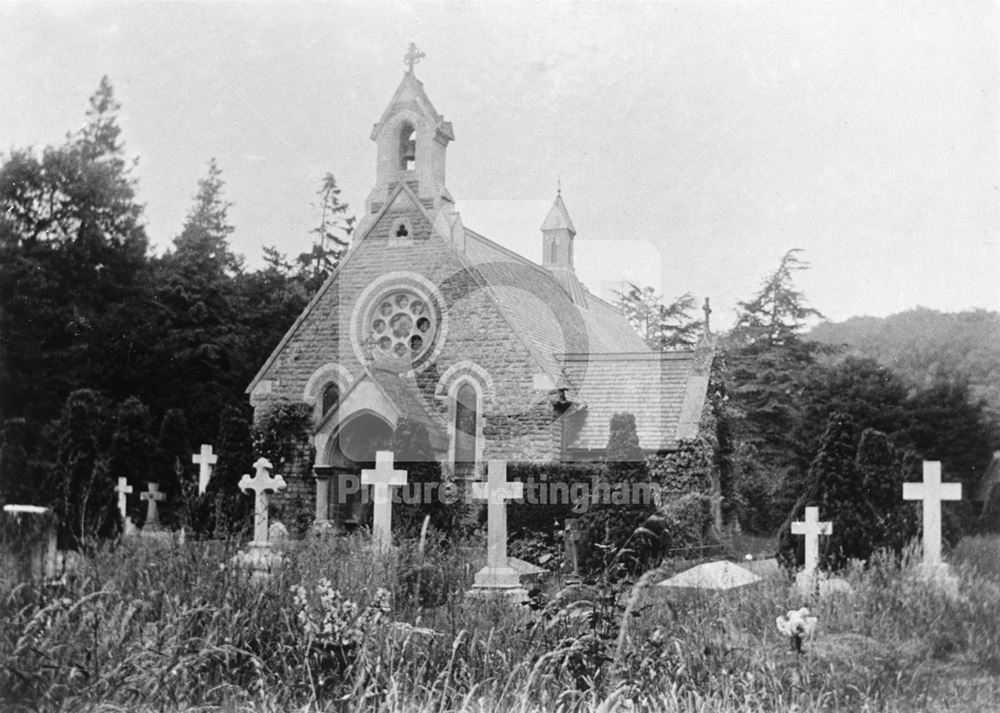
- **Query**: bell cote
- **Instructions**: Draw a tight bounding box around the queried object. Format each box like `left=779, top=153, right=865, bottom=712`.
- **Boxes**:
left=366, top=49, right=455, bottom=215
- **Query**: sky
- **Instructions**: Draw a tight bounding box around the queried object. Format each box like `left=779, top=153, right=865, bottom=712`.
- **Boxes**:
left=2, top=1, right=997, bottom=328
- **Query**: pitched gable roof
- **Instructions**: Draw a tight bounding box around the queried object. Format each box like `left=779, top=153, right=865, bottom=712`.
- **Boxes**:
left=459, top=227, right=648, bottom=380
left=560, top=350, right=713, bottom=452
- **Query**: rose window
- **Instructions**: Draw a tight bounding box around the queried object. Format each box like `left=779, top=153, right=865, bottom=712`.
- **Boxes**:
left=368, top=290, right=435, bottom=361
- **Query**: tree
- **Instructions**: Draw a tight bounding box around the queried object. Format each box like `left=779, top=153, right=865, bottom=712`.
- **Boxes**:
left=297, top=172, right=354, bottom=294
left=154, top=408, right=192, bottom=527
left=723, top=250, right=825, bottom=533
left=153, top=160, right=244, bottom=441
left=618, top=283, right=700, bottom=350
left=201, top=405, right=254, bottom=538
left=730, top=249, right=823, bottom=348
left=778, top=413, right=863, bottom=570
left=46, top=389, right=118, bottom=546
left=0, top=77, right=152, bottom=436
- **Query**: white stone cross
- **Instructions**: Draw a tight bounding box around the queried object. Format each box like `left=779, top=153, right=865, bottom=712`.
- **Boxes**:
left=238, top=457, right=286, bottom=546
left=192, top=444, right=218, bottom=495
left=472, top=460, right=523, bottom=569
left=140, top=482, right=166, bottom=528
left=361, top=451, right=407, bottom=551
left=791, top=506, right=833, bottom=573
left=903, top=461, right=962, bottom=566
left=115, top=477, right=133, bottom=519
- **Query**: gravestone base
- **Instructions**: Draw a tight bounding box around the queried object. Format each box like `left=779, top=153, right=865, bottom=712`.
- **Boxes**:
left=913, top=562, right=961, bottom=598
left=232, top=543, right=285, bottom=580
left=795, top=569, right=854, bottom=598
left=468, top=567, right=529, bottom=603
left=138, top=526, right=172, bottom=544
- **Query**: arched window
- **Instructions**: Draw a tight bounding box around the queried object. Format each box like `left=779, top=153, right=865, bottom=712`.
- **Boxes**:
left=322, top=382, right=341, bottom=415
left=454, top=381, right=479, bottom=478
left=549, top=237, right=558, bottom=264
left=399, top=123, right=416, bottom=170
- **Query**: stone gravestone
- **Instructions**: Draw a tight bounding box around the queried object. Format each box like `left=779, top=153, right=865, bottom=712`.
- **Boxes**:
left=0, top=505, right=57, bottom=586
left=235, top=457, right=287, bottom=574
left=115, top=476, right=137, bottom=534
left=140, top=482, right=166, bottom=532
left=361, top=451, right=407, bottom=552
left=792, top=507, right=832, bottom=575
left=791, top=506, right=849, bottom=596
left=470, top=460, right=526, bottom=598
left=564, top=518, right=586, bottom=582
left=904, top=461, right=962, bottom=576
left=192, top=444, right=217, bottom=496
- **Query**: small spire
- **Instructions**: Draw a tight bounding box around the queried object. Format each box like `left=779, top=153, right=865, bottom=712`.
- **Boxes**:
left=557, top=176, right=562, bottom=196
left=702, top=297, right=712, bottom=335
left=404, top=42, right=425, bottom=74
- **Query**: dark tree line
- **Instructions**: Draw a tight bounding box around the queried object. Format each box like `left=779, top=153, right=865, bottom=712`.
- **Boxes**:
left=0, top=78, right=353, bottom=544
left=720, top=250, right=998, bottom=542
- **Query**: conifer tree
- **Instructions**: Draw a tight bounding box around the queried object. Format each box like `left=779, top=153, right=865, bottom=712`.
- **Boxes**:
left=298, top=172, right=354, bottom=294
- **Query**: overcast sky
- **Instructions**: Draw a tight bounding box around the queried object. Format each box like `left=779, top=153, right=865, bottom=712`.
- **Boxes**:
left=2, top=1, right=997, bottom=327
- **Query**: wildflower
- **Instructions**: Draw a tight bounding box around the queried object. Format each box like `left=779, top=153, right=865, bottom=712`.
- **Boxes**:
left=776, top=607, right=817, bottom=653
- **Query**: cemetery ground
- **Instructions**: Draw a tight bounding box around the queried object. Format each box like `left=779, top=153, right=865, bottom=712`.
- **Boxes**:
left=2, top=533, right=1000, bottom=712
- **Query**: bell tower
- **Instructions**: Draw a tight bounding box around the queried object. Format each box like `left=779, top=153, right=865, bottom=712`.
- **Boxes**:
left=365, top=43, right=455, bottom=218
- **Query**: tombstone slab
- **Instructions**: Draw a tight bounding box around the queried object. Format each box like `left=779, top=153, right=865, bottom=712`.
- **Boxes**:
left=1, top=505, right=57, bottom=585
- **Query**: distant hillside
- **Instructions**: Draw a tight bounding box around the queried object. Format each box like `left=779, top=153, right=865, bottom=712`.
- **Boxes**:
left=809, top=308, right=1000, bottom=420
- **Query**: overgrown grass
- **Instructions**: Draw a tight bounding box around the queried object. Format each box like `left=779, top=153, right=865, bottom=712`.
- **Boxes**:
left=2, top=534, right=998, bottom=712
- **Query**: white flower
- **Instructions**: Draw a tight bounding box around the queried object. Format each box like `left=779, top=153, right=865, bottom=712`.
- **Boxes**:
left=776, top=607, right=818, bottom=638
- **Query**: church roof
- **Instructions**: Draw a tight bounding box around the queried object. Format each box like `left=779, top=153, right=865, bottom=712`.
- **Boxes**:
left=560, top=351, right=712, bottom=452
left=541, top=194, right=576, bottom=234
left=460, top=226, right=649, bottom=380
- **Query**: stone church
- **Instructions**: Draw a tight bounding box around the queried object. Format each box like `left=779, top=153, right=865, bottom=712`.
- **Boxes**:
left=246, top=53, right=714, bottom=530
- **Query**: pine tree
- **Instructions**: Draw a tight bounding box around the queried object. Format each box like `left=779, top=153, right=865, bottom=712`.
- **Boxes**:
left=618, top=284, right=700, bottom=350
left=297, top=172, right=354, bottom=294
left=154, top=159, right=243, bottom=441
left=0, top=77, right=152, bottom=440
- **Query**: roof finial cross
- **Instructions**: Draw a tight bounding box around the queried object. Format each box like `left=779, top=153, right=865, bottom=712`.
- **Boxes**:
left=702, top=297, right=712, bottom=335
left=404, top=42, right=425, bottom=74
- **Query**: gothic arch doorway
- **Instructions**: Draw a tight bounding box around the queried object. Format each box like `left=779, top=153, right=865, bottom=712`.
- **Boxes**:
left=326, top=412, right=394, bottom=528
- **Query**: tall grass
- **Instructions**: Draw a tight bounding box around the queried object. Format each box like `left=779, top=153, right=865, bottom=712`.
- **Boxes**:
left=2, top=534, right=999, bottom=712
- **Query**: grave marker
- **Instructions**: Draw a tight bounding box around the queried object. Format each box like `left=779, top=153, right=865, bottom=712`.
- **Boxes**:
left=791, top=506, right=832, bottom=574
left=238, top=457, right=286, bottom=547
left=140, top=482, right=166, bottom=530
left=903, top=461, right=962, bottom=567
left=470, top=460, right=525, bottom=593
left=192, top=444, right=217, bottom=495
left=564, top=519, right=586, bottom=579
left=115, top=477, right=133, bottom=519
left=361, top=451, right=407, bottom=551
